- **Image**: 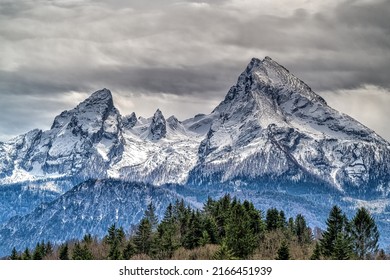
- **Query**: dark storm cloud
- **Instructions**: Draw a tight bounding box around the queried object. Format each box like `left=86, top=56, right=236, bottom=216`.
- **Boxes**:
left=0, top=62, right=238, bottom=97
left=0, top=0, right=389, bottom=141
left=219, top=0, right=390, bottom=91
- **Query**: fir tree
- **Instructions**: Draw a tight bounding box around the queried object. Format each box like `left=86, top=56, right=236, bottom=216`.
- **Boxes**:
left=350, top=207, right=379, bottom=259
left=123, top=241, right=136, bottom=260
left=33, top=242, right=45, bottom=260
left=295, top=214, right=312, bottom=244
left=144, top=202, right=159, bottom=232
left=72, top=242, right=93, bottom=260
left=320, top=206, right=350, bottom=258
left=134, top=218, right=152, bottom=255
left=156, top=214, right=180, bottom=259
left=213, top=241, right=237, bottom=260
left=183, top=211, right=203, bottom=249
left=105, top=224, right=125, bottom=260
left=10, top=247, right=19, bottom=260
left=198, top=231, right=210, bottom=247
left=310, top=242, right=321, bottom=260
left=203, top=216, right=219, bottom=244
left=59, top=244, right=69, bottom=260
left=22, top=248, right=31, bottom=260
left=225, top=202, right=258, bottom=258
left=276, top=241, right=290, bottom=260
left=332, top=233, right=353, bottom=260
left=266, top=208, right=280, bottom=231
left=83, top=233, right=93, bottom=244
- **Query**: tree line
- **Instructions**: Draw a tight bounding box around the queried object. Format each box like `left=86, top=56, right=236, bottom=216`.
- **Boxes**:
left=8, top=195, right=388, bottom=260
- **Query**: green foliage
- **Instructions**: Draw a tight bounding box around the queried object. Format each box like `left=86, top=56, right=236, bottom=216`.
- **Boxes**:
left=183, top=211, right=203, bottom=249
left=22, top=248, right=31, bottom=260
left=144, top=203, right=159, bottom=232
left=320, top=205, right=351, bottom=258
left=10, top=247, right=19, bottom=260
left=213, top=241, right=237, bottom=260
left=332, top=233, right=353, bottom=260
left=123, top=241, right=136, bottom=260
left=294, top=214, right=312, bottom=244
left=310, top=242, right=321, bottom=260
left=59, top=244, right=69, bottom=260
left=104, top=224, right=125, bottom=260
left=134, top=218, right=152, bottom=255
left=276, top=241, right=290, bottom=260
left=83, top=233, right=93, bottom=244
left=33, top=242, right=45, bottom=260
left=72, top=242, right=93, bottom=260
left=225, top=201, right=260, bottom=258
left=266, top=208, right=285, bottom=231
left=10, top=197, right=385, bottom=261
left=350, top=207, right=379, bottom=259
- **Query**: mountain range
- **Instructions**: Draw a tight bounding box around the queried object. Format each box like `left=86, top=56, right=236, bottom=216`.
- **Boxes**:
left=0, top=57, right=389, bottom=256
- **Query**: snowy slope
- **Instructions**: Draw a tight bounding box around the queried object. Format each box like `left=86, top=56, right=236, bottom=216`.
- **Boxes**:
left=190, top=57, right=390, bottom=197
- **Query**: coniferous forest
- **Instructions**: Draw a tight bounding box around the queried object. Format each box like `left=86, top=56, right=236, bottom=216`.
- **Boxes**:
left=7, top=195, right=388, bottom=260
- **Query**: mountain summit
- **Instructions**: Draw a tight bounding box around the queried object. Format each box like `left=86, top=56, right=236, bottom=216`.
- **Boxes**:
left=193, top=57, right=389, bottom=194
left=1, top=57, right=388, bottom=193
left=0, top=57, right=389, bottom=256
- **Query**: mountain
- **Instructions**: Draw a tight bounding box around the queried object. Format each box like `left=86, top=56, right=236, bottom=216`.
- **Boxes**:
left=0, top=57, right=389, bottom=256
left=190, top=57, right=390, bottom=197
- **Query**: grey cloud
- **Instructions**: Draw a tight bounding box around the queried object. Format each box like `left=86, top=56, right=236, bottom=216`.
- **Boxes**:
left=0, top=0, right=389, bottom=141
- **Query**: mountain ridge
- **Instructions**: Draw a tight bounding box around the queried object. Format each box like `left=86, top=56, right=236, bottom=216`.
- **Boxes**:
left=0, top=57, right=389, bottom=256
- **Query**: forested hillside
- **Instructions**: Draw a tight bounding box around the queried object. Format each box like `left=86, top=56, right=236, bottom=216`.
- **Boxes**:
left=8, top=195, right=387, bottom=260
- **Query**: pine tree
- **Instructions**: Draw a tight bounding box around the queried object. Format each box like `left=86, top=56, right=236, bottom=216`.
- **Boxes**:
left=33, top=242, right=45, bottom=260
left=72, top=242, right=93, bottom=260
left=213, top=241, right=237, bottom=260
left=134, top=218, right=152, bottom=255
left=198, top=231, right=210, bottom=247
left=295, top=214, right=312, bottom=244
left=310, top=242, right=321, bottom=260
left=156, top=214, right=180, bottom=259
left=83, top=233, right=93, bottom=244
left=332, top=233, right=353, bottom=260
left=320, top=206, right=350, bottom=258
left=278, top=210, right=287, bottom=229
left=225, top=202, right=257, bottom=258
left=183, top=211, right=203, bottom=249
left=10, top=247, right=19, bottom=260
left=203, top=216, right=219, bottom=244
left=350, top=207, right=379, bottom=259
left=72, top=242, right=83, bottom=260
left=144, top=202, right=159, bottom=232
left=276, top=241, right=290, bottom=260
left=22, top=248, right=31, bottom=260
left=105, top=224, right=125, bottom=260
left=59, top=244, right=69, bottom=260
left=123, top=241, right=136, bottom=260
left=266, top=208, right=280, bottom=231
left=213, top=194, right=232, bottom=239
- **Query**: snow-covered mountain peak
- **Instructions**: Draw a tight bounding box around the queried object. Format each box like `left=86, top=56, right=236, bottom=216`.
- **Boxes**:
left=236, top=57, right=326, bottom=108
left=148, top=109, right=167, bottom=140
left=122, top=112, right=137, bottom=129
left=75, top=88, right=114, bottom=114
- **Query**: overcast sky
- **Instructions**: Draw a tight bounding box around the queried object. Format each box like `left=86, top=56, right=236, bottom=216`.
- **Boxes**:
left=0, top=0, right=389, bottom=141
